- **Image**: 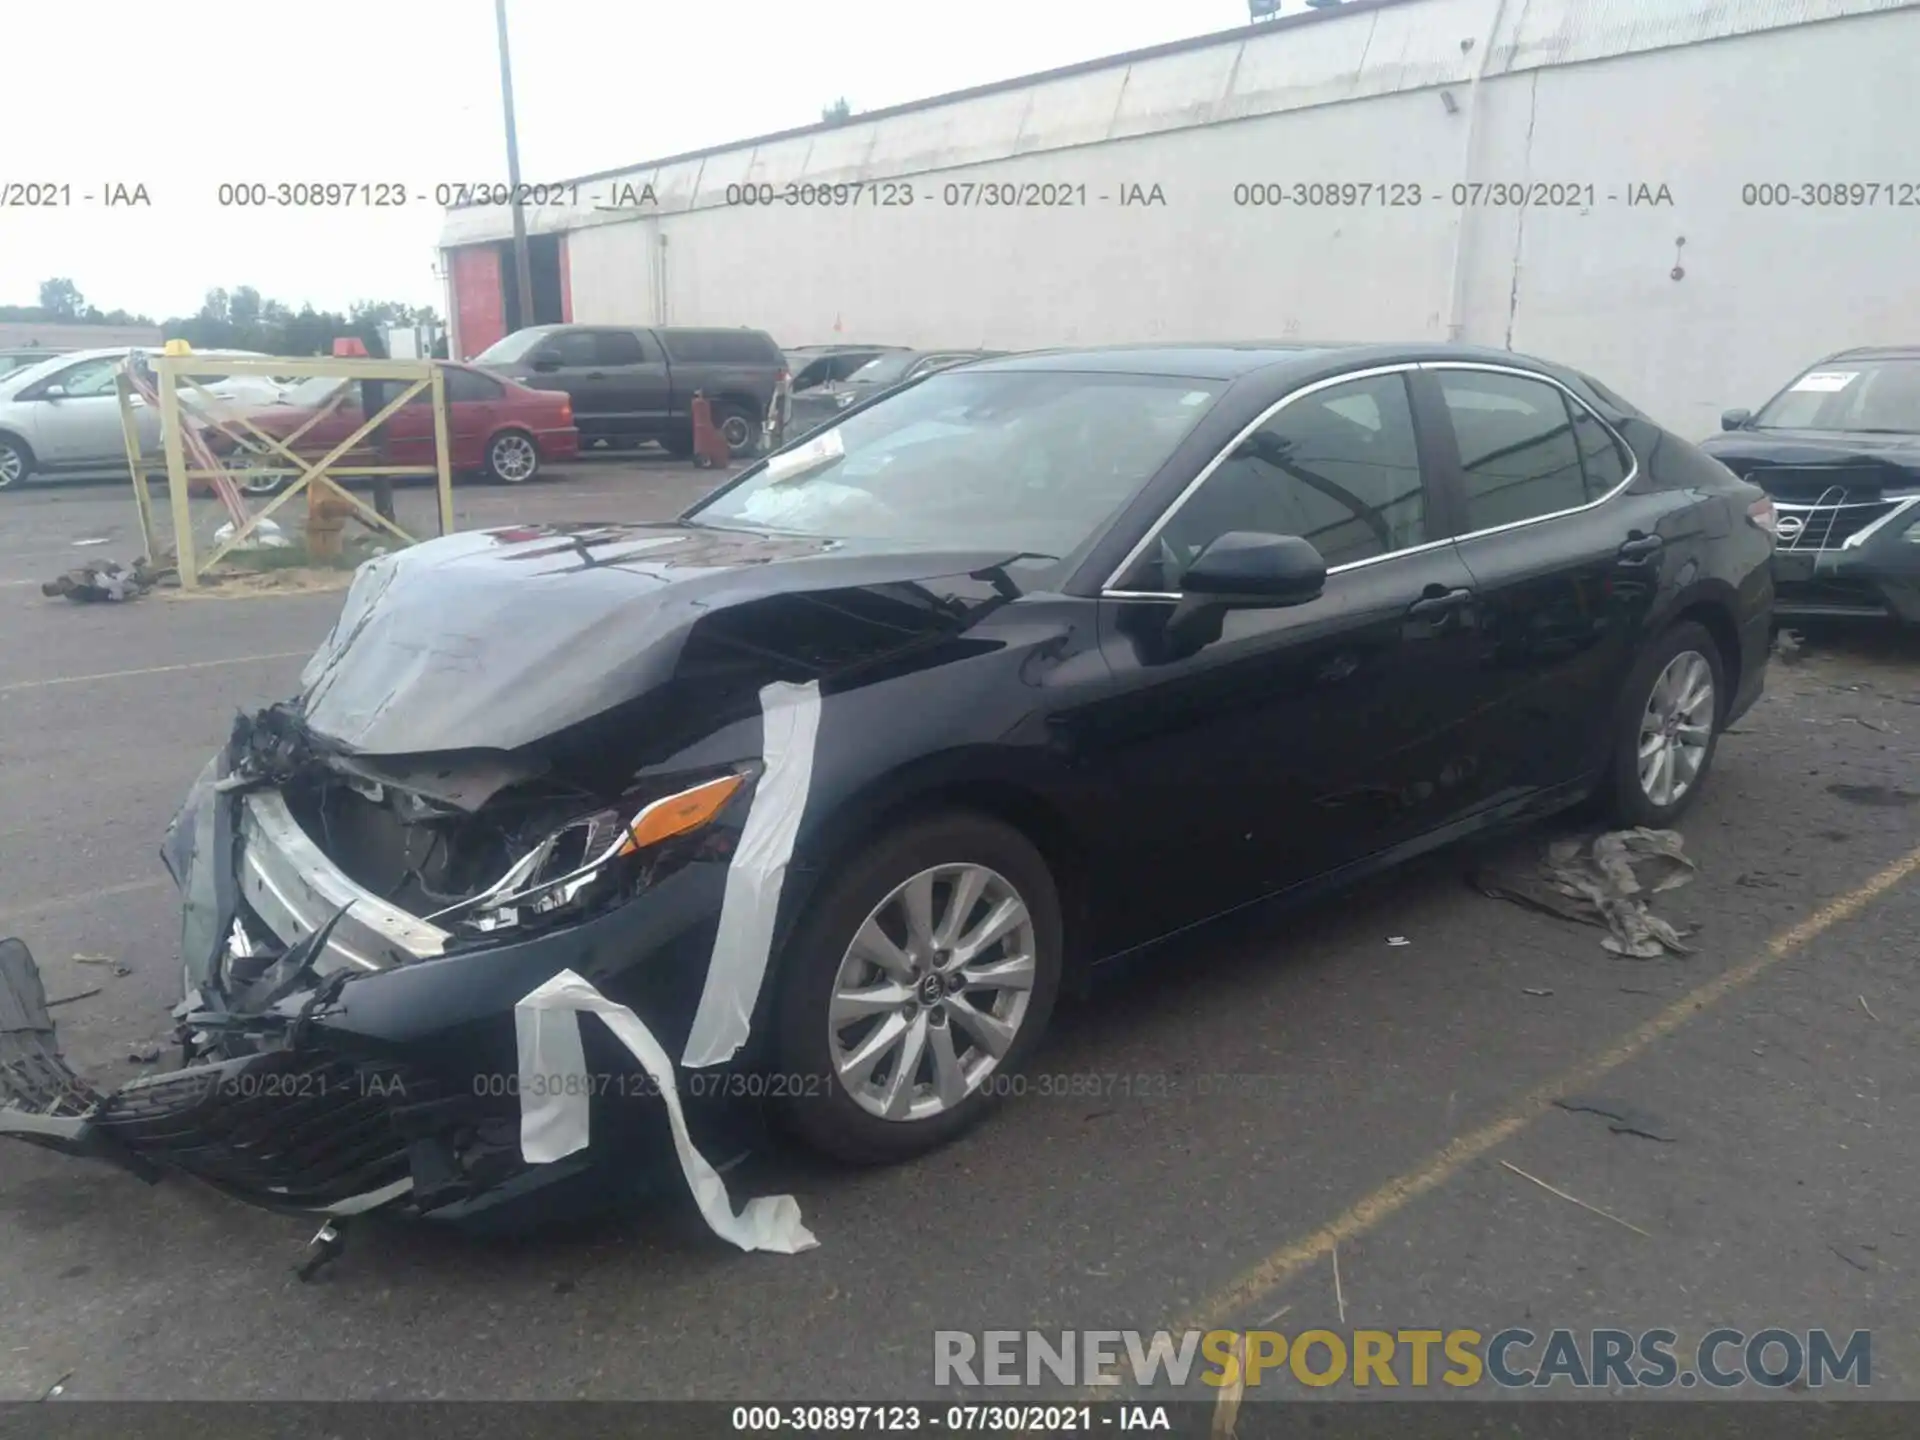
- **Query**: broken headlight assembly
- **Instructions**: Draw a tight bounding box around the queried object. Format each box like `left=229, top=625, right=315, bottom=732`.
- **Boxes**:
left=430, top=771, right=749, bottom=935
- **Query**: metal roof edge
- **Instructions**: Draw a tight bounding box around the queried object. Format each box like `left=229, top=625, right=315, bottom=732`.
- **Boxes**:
left=519, top=0, right=1425, bottom=192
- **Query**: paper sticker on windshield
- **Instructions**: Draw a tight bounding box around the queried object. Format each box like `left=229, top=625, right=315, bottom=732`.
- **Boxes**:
left=763, top=427, right=845, bottom=484
left=1181, top=391, right=1212, bottom=406
left=1791, top=371, right=1858, bottom=393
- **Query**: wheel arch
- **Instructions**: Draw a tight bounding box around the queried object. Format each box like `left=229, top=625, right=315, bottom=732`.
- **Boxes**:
left=779, top=763, right=1099, bottom=1002
left=0, top=428, right=36, bottom=464
left=1660, top=577, right=1745, bottom=708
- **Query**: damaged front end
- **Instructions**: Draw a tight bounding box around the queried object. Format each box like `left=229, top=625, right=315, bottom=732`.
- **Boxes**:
left=0, top=700, right=764, bottom=1232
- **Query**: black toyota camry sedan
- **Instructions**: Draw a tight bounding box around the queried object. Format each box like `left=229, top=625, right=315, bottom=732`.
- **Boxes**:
left=0, top=342, right=1775, bottom=1239
left=1702, top=346, right=1920, bottom=623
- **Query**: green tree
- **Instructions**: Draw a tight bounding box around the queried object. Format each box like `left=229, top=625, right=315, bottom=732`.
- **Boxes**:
left=37, top=278, right=85, bottom=318
left=821, top=97, right=853, bottom=123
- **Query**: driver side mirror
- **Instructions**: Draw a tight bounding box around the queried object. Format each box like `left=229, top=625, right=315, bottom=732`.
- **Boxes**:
left=1181, top=531, right=1328, bottom=604
left=40, top=384, right=68, bottom=401
left=1162, top=532, right=1328, bottom=657
left=530, top=355, right=561, bottom=373
left=1721, top=408, right=1753, bottom=431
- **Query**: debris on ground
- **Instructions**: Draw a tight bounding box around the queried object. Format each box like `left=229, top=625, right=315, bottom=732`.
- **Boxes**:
left=213, top=517, right=292, bottom=551
left=1772, top=629, right=1804, bottom=665
left=1828, top=1242, right=1875, bottom=1273
left=1522, top=987, right=1554, bottom=997
left=1554, top=1095, right=1678, bottom=1142
left=126, top=1042, right=164, bottom=1064
left=1470, top=828, right=1698, bottom=958
left=1386, top=936, right=1410, bottom=947
left=41, top=557, right=173, bottom=604
left=44, top=988, right=103, bottom=1009
left=1499, top=1159, right=1651, bottom=1237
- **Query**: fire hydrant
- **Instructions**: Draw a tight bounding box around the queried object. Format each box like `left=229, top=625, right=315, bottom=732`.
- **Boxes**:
left=306, top=482, right=353, bottom=562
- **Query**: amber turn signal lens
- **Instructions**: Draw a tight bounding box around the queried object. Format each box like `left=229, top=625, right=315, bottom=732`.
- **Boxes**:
left=620, top=774, right=746, bottom=854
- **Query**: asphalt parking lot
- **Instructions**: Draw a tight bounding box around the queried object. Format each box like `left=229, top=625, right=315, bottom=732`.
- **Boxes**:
left=2, top=459, right=1917, bottom=1404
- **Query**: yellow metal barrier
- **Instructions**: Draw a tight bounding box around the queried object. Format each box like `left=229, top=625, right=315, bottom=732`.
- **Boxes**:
left=121, top=351, right=456, bottom=591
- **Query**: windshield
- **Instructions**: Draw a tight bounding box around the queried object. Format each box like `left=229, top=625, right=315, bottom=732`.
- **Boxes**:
left=1754, top=359, right=1920, bottom=433
left=687, top=369, right=1223, bottom=554
left=846, top=352, right=920, bottom=387
left=471, top=329, right=552, bottom=365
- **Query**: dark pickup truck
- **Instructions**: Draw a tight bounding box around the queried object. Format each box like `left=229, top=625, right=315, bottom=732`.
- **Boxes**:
left=472, top=324, right=785, bottom=459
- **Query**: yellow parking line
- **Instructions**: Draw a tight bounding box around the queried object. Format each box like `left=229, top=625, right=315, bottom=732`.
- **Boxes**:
left=0, top=878, right=170, bottom=927
left=1173, top=842, right=1920, bottom=1335
left=0, top=651, right=309, bottom=694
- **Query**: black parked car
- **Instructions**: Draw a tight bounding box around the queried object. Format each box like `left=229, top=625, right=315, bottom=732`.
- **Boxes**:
left=0, top=343, right=1774, bottom=1234
left=785, top=348, right=1004, bottom=439
left=1702, top=346, right=1920, bottom=623
left=473, top=324, right=786, bottom=459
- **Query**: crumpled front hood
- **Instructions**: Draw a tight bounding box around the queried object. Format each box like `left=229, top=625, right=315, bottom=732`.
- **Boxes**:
left=296, top=522, right=1023, bottom=756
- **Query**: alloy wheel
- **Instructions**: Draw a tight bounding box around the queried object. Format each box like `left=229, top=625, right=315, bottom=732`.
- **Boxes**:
left=1637, top=649, right=1715, bottom=808
left=827, top=863, right=1037, bottom=1122
left=490, top=433, right=537, bottom=482
left=0, top=443, right=23, bottom=489
left=233, top=456, right=287, bottom=496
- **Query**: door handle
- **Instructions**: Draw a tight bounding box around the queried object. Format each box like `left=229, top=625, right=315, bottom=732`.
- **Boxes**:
left=1618, top=534, right=1664, bottom=562
left=1407, top=586, right=1473, bottom=620
left=585, top=371, right=607, bottom=379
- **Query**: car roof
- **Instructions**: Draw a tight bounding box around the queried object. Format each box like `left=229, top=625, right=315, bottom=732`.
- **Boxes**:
left=1825, top=345, right=1920, bottom=362
left=965, top=341, right=1555, bottom=382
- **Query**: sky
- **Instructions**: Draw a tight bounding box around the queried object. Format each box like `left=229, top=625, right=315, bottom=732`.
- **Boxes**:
left=2, top=0, right=1255, bottom=323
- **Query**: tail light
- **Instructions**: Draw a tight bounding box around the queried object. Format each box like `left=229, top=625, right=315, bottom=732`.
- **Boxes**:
left=1746, top=495, right=1777, bottom=537
left=558, top=396, right=573, bottom=424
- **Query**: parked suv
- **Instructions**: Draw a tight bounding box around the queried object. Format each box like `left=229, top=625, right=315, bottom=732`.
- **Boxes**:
left=472, top=325, right=785, bottom=460
left=1701, top=346, right=1920, bottom=623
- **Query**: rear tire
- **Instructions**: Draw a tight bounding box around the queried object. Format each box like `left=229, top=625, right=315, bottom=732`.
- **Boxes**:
left=771, top=812, right=1063, bottom=1166
left=484, top=429, right=540, bottom=484
left=0, top=435, right=32, bottom=491
left=713, top=404, right=759, bottom=459
left=1602, top=620, right=1726, bottom=828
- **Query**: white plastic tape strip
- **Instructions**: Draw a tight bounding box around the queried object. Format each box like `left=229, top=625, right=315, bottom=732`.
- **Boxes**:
left=681, top=679, right=823, bottom=1069
left=514, top=968, right=818, bottom=1254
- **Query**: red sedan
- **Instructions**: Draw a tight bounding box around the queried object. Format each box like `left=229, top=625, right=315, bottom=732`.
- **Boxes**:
left=210, top=363, right=578, bottom=494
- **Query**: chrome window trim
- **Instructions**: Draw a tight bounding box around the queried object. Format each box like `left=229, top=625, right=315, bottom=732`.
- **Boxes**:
left=1101, top=359, right=1640, bottom=600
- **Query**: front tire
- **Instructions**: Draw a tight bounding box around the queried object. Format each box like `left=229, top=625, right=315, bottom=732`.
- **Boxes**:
left=0, top=435, right=32, bottom=491
left=1604, top=620, right=1726, bottom=827
left=484, top=430, right=540, bottom=484
left=771, top=812, right=1064, bottom=1166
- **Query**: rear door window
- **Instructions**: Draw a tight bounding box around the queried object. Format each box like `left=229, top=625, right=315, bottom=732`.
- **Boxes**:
left=592, top=330, right=646, bottom=366
left=1570, top=406, right=1630, bottom=496
left=1436, top=371, right=1590, bottom=531
left=662, top=330, right=780, bottom=364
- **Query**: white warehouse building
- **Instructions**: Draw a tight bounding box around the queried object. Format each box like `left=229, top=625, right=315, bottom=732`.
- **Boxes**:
left=437, top=0, right=1920, bottom=439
